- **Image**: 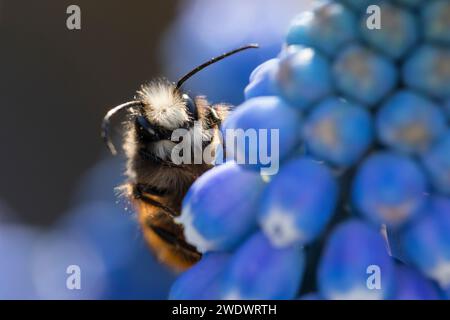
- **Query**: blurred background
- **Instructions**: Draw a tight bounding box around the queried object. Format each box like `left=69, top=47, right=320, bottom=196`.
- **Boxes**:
left=0, top=0, right=313, bottom=299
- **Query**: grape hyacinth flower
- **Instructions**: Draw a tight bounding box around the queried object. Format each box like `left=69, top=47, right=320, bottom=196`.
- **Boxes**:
left=445, top=99, right=450, bottom=120
left=318, top=220, right=395, bottom=300
left=303, top=97, right=374, bottom=167
left=274, top=45, right=332, bottom=109
left=423, top=0, right=450, bottom=45
left=422, top=131, right=450, bottom=195
left=401, top=197, right=450, bottom=291
left=173, top=0, right=450, bottom=300
left=244, top=59, right=279, bottom=100
left=393, top=0, right=424, bottom=8
left=393, top=264, right=442, bottom=300
left=360, top=2, right=418, bottom=60
left=376, top=90, right=447, bottom=154
left=169, top=253, right=231, bottom=300
left=403, top=45, right=450, bottom=100
left=220, top=96, right=302, bottom=174
left=352, top=152, right=428, bottom=227
left=333, top=45, right=398, bottom=106
left=219, top=232, right=305, bottom=300
left=286, top=2, right=357, bottom=57
left=258, top=157, right=338, bottom=247
left=178, top=162, right=265, bottom=252
left=340, top=0, right=381, bottom=11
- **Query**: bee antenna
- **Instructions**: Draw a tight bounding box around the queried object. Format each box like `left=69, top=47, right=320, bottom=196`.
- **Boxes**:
left=175, top=43, right=259, bottom=90
left=102, top=101, right=143, bottom=155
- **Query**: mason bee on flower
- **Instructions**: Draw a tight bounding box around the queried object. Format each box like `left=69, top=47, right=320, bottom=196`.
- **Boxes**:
left=101, top=44, right=258, bottom=271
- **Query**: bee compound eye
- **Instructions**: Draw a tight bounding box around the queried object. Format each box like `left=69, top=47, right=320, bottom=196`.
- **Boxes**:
left=182, top=94, right=198, bottom=121
left=135, top=115, right=160, bottom=142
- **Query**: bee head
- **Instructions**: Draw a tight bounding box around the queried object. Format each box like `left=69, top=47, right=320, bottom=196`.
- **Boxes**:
left=137, top=82, right=198, bottom=132
left=102, top=44, right=258, bottom=155
left=182, top=94, right=199, bottom=121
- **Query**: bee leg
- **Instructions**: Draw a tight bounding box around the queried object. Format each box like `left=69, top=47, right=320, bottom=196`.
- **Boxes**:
left=133, top=197, right=201, bottom=270
left=206, top=107, right=222, bottom=128
left=147, top=223, right=199, bottom=254
left=133, top=184, right=178, bottom=217
left=144, top=217, right=201, bottom=271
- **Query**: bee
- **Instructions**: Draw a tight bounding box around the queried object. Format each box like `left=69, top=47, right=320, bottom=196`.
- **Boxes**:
left=101, top=44, right=259, bottom=271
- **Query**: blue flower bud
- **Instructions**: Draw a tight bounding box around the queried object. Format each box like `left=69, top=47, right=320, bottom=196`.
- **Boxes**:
left=393, top=0, right=425, bottom=8
left=169, top=253, right=230, bottom=300
left=219, top=232, right=305, bottom=299
left=445, top=99, right=450, bottom=120
left=360, top=2, right=418, bottom=60
left=178, top=162, right=265, bottom=252
left=352, top=152, right=428, bottom=227
left=303, top=97, right=374, bottom=167
left=286, top=2, right=357, bottom=57
left=333, top=45, right=398, bottom=106
left=385, top=226, right=410, bottom=265
left=318, top=220, right=395, bottom=300
left=274, top=46, right=332, bottom=109
left=401, top=196, right=450, bottom=290
left=244, top=59, right=279, bottom=100
left=221, top=96, right=302, bottom=174
left=376, top=90, right=447, bottom=154
left=422, top=131, right=450, bottom=195
left=259, top=157, right=338, bottom=247
left=403, top=45, right=450, bottom=100
left=393, top=264, right=442, bottom=300
left=423, top=0, right=450, bottom=45
left=339, top=0, right=381, bottom=11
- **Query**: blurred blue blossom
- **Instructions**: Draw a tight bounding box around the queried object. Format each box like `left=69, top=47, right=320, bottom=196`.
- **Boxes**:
left=27, top=158, right=176, bottom=299
left=161, top=0, right=314, bottom=105
left=31, top=228, right=108, bottom=299
left=68, top=158, right=176, bottom=299
left=0, top=221, right=39, bottom=299
left=56, top=201, right=175, bottom=299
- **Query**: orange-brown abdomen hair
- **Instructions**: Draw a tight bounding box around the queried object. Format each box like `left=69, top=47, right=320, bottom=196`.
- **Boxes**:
left=131, top=184, right=201, bottom=272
